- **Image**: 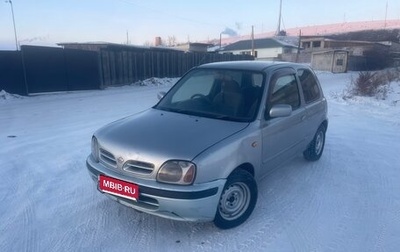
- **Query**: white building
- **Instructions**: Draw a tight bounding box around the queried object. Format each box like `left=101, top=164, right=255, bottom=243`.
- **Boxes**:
left=219, top=37, right=298, bottom=60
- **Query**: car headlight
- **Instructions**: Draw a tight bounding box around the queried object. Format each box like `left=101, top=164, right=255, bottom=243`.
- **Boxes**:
left=91, top=136, right=99, bottom=162
left=157, top=161, right=196, bottom=185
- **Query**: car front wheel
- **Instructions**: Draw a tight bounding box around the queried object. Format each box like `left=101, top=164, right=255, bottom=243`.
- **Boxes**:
left=303, top=125, right=326, bottom=161
left=214, top=169, right=257, bottom=229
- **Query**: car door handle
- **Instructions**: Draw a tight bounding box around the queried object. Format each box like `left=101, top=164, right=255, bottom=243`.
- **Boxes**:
left=301, top=115, right=306, bottom=121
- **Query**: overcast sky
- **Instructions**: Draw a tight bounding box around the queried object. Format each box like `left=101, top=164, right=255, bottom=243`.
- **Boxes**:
left=1, top=0, right=399, bottom=50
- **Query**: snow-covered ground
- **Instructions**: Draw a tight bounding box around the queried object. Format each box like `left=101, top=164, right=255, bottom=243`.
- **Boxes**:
left=1, top=72, right=400, bottom=251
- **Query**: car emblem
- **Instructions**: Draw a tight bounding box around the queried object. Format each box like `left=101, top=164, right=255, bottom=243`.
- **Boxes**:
left=117, top=157, right=124, bottom=163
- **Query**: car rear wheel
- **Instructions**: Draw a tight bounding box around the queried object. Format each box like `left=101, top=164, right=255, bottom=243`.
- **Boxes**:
left=214, top=169, right=257, bottom=229
left=303, top=125, right=326, bottom=161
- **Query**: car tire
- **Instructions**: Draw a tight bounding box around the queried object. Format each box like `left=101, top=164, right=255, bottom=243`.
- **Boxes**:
left=303, top=125, right=326, bottom=161
left=214, top=169, right=257, bottom=229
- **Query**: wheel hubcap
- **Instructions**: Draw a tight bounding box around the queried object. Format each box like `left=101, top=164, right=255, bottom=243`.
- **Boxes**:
left=219, top=182, right=251, bottom=221
left=315, top=131, right=324, bottom=155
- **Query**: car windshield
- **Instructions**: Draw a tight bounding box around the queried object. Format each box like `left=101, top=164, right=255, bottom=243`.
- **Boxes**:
left=155, top=68, right=265, bottom=122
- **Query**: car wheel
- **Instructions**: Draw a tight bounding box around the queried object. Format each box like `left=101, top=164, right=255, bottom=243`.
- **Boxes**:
left=303, top=125, right=326, bottom=161
left=214, top=169, right=257, bottom=229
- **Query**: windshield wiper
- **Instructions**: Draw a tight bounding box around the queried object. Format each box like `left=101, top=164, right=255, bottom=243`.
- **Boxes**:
left=156, top=106, right=245, bottom=121
left=156, top=106, right=197, bottom=115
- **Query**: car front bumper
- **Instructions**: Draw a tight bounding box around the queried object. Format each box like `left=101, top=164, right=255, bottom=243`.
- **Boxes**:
left=86, top=155, right=226, bottom=222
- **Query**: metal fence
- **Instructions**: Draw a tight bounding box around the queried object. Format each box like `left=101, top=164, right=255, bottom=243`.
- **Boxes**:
left=99, top=48, right=253, bottom=87
left=0, top=45, right=253, bottom=95
left=0, top=50, right=26, bottom=95
left=0, top=45, right=100, bottom=95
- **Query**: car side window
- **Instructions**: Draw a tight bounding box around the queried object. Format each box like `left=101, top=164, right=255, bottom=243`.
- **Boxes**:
left=298, top=69, right=321, bottom=103
left=269, top=74, right=300, bottom=110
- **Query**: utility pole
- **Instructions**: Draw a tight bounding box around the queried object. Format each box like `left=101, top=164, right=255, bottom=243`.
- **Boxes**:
left=5, top=0, right=18, bottom=50
left=296, top=29, right=301, bottom=63
left=251, top=25, right=255, bottom=57
left=276, top=0, right=282, bottom=36
left=384, top=1, right=388, bottom=29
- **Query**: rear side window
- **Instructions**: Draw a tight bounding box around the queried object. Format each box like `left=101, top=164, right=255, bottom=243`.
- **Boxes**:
left=298, top=69, right=321, bottom=103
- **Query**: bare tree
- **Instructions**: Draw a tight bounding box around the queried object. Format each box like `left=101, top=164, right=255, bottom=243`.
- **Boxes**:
left=167, top=36, right=177, bottom=47
left=143, top=41, right=153, bottom=47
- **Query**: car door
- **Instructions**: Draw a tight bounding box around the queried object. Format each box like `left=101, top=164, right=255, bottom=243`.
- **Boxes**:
left=297, top=68, right=327, bottom=144
left=261, top=68, right=307, bottom=173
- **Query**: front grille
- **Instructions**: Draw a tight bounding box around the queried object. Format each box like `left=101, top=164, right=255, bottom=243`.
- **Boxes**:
left=116, top=194, right=159, bottom=210
left=99, top=149, right=117, bottom=168
left=123, top=160, right=155, bottom=175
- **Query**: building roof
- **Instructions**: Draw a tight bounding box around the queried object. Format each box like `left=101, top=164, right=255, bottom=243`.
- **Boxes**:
left=312, top=49, right=350, bottom=55
left=174, top=42, right=214, bottom=52
left=212, top=20, right=400, bottom=47
left=220, top=38, right=297, bottom=52
left=57, top=42, right=182, bottom=52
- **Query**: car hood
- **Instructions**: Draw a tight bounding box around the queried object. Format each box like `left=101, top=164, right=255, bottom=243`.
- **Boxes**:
left=95, top=108, right=249, bottom=161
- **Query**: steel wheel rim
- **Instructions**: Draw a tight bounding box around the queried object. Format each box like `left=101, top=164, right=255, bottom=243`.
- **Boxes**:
left=219, top=182, right=251, bottom=221
left=315, top=131, right=324, bottom=155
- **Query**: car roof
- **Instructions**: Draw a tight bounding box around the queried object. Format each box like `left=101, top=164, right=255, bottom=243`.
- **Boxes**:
left=197, top=60, right=309, bottom=72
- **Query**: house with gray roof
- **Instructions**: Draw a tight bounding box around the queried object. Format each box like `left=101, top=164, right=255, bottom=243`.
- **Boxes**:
left=219, top=37, right=298, bottom=60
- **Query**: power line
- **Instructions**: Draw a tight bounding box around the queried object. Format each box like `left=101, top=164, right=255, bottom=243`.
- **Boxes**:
left=114, top=0, right=228, bottom=28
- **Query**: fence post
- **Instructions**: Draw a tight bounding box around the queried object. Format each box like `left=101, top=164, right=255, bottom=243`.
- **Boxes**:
left=20, top=47, right=29, bottom=95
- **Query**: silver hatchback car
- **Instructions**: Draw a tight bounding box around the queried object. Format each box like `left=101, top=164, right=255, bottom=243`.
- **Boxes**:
left=87, top=61, right=328, bottom=229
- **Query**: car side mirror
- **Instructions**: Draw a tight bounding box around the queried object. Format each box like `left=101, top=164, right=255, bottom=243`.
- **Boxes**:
left=157, top=91, right=166, bottom=100
left=269, top=104, right=292, bottom=118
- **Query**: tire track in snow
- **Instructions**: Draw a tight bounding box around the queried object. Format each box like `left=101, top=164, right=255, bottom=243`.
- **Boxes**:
left=369, top=159, right=393, bottom=252
left=120, top=210, right=149, bottom=250
left=176, top=221, right=206, bottom=250
left=1, top=201, right=37, bottom=252
left=324, top=131, right=358, bottom=251
left=325, top=124, right=395, bottom=251
left=283, top=144, right=336, bottom=251
left=50, top=197, right=115, bottom=251
left=21, top=198, right=38, bottom=252
left=8, top=159, right=40, bottom=252
left=48, top=159, right=106, bottom=251
left=289, top=142, right=336, bottom=251
left=326, top=209, right=353, bottom=251
left=370, top=127, right=400, bottom=251
left=231, top=137, right=335, bottom=251
left=100, top=198, right=162, bottom=251
left=231, top=154, right=327, bottom=251
left=129, top=212, right=156, bottom=251
left=373, top=220, right=388, bottom=252
left=234, top=186, right=296, bottom=249
left=2, top=178, right=38, bottom=252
